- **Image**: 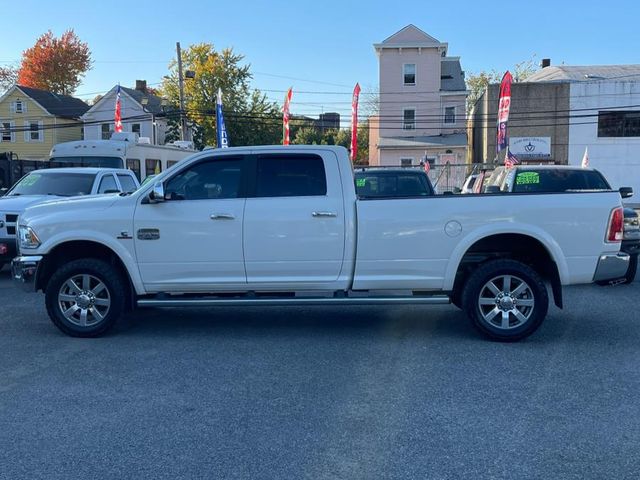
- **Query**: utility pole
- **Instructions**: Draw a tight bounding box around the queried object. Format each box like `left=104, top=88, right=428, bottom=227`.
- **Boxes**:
left=176, top=42, right=187, bottom=141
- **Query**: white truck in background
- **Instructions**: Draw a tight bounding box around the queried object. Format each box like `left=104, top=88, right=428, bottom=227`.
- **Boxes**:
left=12, top=146, right=629, bottom=342
left=49, top=132, right=196, bottom=182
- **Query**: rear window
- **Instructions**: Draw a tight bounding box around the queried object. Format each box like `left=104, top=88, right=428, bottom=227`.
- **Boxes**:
left=511, top=169, right=611, bottom=193
left=355, top=171, right=433, bottom=198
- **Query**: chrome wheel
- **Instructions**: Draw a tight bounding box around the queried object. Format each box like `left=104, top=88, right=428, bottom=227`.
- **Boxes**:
left=58, top=274, right=111, bottom=327
left=477, top=274, right=534, bottom=330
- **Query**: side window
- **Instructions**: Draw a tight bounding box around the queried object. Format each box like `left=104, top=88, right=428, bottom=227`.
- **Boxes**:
left=146, top=158, right=161, bottom=176
left=165, top=158, right=243, bottom=200
left=117, top=174, right=138, bottom=193
left=97, top=174, right=119, bottom=194
left=255, top=155, right=327, bottom=197
left=126, top=158, right=141, bottom=181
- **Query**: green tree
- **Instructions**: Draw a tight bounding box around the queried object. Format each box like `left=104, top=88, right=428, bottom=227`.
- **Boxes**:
left=466, top=56, right=539, bottom=113
left=161, top=43, right=281, bottom=149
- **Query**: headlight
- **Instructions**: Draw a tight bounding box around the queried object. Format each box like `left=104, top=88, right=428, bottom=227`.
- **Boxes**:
left=18, top=225, right=41, bottom=249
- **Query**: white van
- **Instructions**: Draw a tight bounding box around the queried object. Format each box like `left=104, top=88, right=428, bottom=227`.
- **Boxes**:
left=49, top=133, right=196, bottom=182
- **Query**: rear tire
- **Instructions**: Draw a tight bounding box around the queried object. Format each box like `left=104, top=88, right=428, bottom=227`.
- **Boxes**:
left=45, top=258, right=125, bottom=337
left=462, top=259, right=549, bottom=342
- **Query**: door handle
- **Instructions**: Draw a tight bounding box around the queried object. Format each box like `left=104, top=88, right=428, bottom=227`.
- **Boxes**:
left=210, top=213, right=235, bottom=220
left=312, top=211, right=337, bottom=218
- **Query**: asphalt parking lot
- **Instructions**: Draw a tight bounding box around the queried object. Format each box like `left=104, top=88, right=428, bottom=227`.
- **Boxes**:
left=0, top=267, right=639, bottom=480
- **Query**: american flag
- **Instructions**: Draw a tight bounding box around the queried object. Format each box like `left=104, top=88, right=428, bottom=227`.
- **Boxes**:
left=114, top=85, right=123, bottom=133
left=504, top=149, right=519, bottom=168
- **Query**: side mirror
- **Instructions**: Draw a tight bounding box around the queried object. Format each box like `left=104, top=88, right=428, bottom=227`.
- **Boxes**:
left=149, top=182, right=165, bottom=203
left=619, top=186, right=633, bottom=199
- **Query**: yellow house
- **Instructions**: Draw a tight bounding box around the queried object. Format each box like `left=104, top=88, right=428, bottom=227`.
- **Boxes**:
left=0, top=85, right=89, bottom=160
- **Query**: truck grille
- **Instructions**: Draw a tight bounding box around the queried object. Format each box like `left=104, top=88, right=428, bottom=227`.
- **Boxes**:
left=4, top=214, right=18, bottom=236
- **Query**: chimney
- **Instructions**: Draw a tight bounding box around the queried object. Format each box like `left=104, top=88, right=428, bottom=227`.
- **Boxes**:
left=541, top=58, right=551, bottom=69
left=135, top=80, right=147, bottom=92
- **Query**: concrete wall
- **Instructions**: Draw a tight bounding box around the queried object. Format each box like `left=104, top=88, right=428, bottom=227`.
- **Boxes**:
left=568, top=80, right=640, bottom=202
left=469, top=82, right=570, bottom=164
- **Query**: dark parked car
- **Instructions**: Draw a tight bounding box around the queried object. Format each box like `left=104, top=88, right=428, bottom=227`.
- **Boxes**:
left=354, top=168, right=434, bottom=198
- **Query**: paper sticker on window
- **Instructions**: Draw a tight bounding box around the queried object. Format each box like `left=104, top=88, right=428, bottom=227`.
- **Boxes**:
left=516, top=172, right=540, bottom=185
left=356, top=178, right=366, bottom=187
left=18, top=174, right=40, bottom=187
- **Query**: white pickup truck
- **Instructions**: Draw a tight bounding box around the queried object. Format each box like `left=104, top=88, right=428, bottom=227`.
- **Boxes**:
left=11, top=146, right=629, bottom=341
left=0, top=168, right=140, bottom=269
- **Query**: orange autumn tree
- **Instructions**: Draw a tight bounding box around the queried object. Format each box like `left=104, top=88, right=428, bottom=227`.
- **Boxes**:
left=18, top=30, right=92, bottom=95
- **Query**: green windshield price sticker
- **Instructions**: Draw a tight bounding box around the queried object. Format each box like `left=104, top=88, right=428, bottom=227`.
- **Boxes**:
left=356, top=178, right=366, bottom=187
left=516, top=172, right=540, bottom=185
left=19, top=174, right=40, bottom=187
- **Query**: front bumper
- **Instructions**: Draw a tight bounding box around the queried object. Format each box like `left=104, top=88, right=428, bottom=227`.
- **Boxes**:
left=0, top=237, right=17, bottom=264
left=11, top=255, right=43, bottom=292
left=593, top=252, right=630, bottom=282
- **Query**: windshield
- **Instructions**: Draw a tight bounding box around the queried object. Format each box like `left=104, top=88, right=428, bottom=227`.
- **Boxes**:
left=8, top=172, right=95, bottom=197
left=50, top=156, right=123, bottom=169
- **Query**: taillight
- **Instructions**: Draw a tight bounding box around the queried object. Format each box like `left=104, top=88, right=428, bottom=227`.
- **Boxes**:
left=606, top=207, right=624, bottom=242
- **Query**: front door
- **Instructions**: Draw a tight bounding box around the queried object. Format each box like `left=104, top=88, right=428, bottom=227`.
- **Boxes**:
left=134, top=155, right=247, bottom=291
left=243, top=152, right=345, bottom=286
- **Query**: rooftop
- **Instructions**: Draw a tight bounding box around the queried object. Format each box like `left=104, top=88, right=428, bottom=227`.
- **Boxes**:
left=16, top=85, right=89, bottom=118
left=526, top=64, right=640, bottom=83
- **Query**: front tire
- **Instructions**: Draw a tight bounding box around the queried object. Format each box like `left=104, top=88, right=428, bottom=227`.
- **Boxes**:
left=462, top=259, right=549, bottom=342
left=45, top=258, right=126, bottom=337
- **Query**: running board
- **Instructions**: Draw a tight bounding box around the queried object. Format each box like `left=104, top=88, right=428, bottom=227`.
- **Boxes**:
left=137, top=295, right=451, bottom=308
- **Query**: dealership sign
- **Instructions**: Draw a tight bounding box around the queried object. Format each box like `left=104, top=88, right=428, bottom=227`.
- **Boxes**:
left=509, top=137, right=551, bottom=159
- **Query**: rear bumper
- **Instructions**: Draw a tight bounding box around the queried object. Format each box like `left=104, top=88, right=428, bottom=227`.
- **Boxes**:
left=0, top=237, right=17, bottom=264
left=621, top=239, right=640, bottom=256
left=11, top=255, right=43, bottom=292
left=593, top=252, right=630, bottom=282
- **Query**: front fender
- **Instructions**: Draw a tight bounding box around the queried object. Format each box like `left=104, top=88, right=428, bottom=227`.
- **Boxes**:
left=37, top=230, right=145, bottom=295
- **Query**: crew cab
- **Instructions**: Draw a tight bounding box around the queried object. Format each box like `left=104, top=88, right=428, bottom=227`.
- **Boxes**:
left=0, top=168, right=139, bottom=269
left=11, top=146, right=629, bottom=341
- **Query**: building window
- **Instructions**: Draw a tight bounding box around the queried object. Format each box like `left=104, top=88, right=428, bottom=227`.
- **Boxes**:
left=403, top=108, right=416, bottom=130
left=101, top=123, right=112, bottom=140
left=444, top=106, right=456, bottom=124
left=13, top=100, right=24, bottom=113
left=400, top=158, right=413, bottom=167
left=25, top=121, right=42, bottom=142
left=132, top=123, right=141, bottom=136
left=598, top=111, right=640, bottom=137
left=1, top=121, right=13, bottom=142
left=403, top=64, right=416, bottom=85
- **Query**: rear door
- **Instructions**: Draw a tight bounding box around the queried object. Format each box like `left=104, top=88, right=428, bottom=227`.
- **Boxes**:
left=243, top=151, right=345, bottom=285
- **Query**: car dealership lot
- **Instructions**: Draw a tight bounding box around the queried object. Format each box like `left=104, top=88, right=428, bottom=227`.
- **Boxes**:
left=0, top=268, right=639, bottom=479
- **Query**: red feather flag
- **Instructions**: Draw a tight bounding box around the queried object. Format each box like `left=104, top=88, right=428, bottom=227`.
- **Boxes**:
left=350, top=83, right=361, bottom=162
left=283, top=87, right=293, bottom=145
left=114, top=85, right=123, bottom=133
